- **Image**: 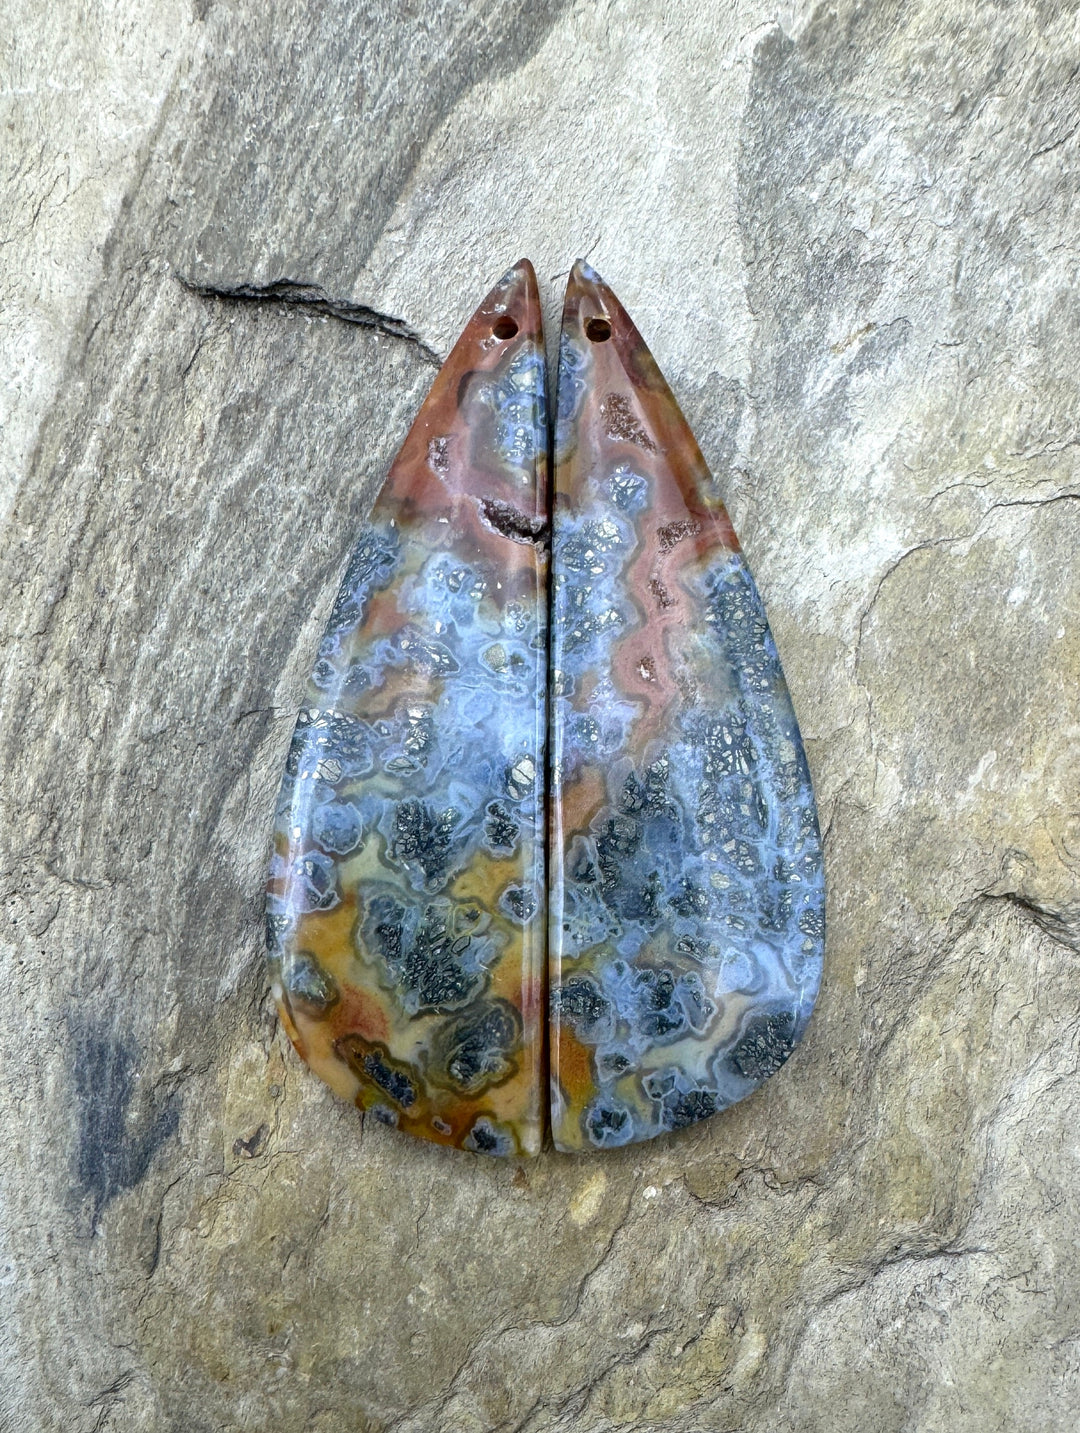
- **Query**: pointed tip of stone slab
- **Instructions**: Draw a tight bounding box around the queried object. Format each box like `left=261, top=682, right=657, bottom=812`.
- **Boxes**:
left=561, top=260, right=641, bottom=356
left=564, top=257, right=612, bottom=314
left=569, top=256, right=601, bottom=283
left=484, top=258, right=540, bottom=327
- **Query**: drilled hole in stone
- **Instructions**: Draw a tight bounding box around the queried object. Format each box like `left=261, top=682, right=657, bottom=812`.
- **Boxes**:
left=585, top=316, right=612, bottom=342
left=492, top=316, right=518, bottom=341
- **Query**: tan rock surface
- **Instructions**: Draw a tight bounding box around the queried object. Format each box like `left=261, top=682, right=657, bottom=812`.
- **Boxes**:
left=2, top=1, right=1078, bottom=1428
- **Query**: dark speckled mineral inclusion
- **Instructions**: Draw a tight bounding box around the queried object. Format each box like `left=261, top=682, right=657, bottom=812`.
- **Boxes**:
left=266, top=261, right=824, bottom=1155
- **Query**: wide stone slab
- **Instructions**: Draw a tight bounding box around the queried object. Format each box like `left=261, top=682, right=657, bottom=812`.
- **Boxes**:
left=268, top=262, right=548, bottom=1156
left=548, top=262, right=824, bottom=1151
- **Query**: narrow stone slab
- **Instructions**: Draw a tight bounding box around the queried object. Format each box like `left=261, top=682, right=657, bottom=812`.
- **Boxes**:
left=267, top=262, right=548, bottom=1156
left=548, top=261, right=824, bottom=1151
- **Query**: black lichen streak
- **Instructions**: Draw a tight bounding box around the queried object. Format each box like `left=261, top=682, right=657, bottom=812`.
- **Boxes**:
left=70, top=1021, right=180, bottom=1233
left=233, top=1123, right=270, bottom=1159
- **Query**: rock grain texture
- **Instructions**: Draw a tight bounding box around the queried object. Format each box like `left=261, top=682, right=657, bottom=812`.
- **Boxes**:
left=2, top=2, right=1079, bottom=1430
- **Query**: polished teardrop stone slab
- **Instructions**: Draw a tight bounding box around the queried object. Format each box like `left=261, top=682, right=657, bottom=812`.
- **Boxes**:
left=548, top=262, right=824, bottom=1152
left=267, top=262, right=548, bottom=1156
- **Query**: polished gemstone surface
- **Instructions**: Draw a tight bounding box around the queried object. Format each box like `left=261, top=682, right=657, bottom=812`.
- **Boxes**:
left=266, top=262, right=548, bottom=1156
left=548, top=262, right=824, bottom=1151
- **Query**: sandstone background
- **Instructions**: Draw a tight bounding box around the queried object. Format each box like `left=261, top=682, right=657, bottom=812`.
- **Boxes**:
left=2, top=1, right=1079, bottom=1428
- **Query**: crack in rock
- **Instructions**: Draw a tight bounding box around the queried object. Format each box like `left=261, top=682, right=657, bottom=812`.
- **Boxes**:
left=981, top=888, right=1080, bottom=956
left=177, top=275, right=442, bottom=365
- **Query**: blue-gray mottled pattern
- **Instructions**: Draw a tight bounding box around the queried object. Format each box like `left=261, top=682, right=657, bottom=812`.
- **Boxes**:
left=268, top=517, right=547, bottom=1010
left=551, top=469, right=824, bottom=1147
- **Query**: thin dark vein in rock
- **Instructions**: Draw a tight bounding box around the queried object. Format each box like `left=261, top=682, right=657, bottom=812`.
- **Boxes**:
left=177, top=275, right=442, bottom=366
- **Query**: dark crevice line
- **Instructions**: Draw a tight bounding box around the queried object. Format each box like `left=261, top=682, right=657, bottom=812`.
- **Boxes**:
left=177, top=275, right=443, bottom=366
left=981, top=888, right=1080, bottom=955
